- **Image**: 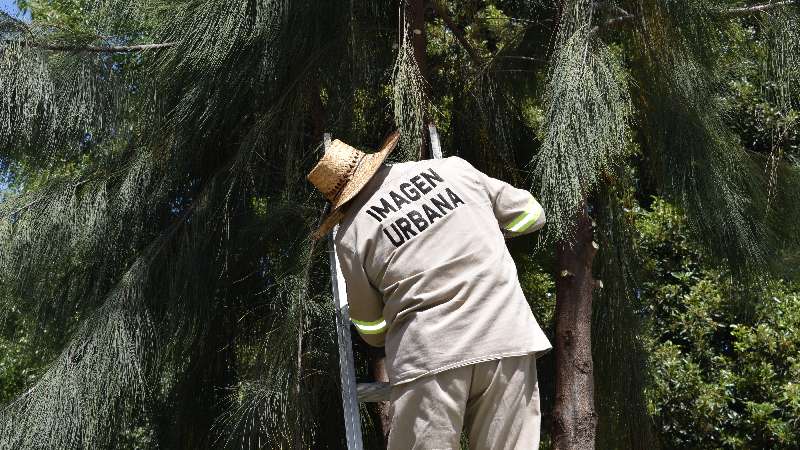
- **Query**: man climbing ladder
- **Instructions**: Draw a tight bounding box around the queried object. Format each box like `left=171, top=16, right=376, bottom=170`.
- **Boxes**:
left=308, top=131, right=551, bottom=449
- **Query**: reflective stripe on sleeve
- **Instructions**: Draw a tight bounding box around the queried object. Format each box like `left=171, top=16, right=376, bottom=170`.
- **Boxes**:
left=352, top=317, right=387, bottom=335
left=504, top=197, right=543, bottom=233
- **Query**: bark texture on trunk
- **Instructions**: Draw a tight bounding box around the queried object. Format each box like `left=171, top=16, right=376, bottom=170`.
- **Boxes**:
left=407, top=0, right=429, bottom=160
left=552, top=207, right=598, bottom=450
left=408, top=0, right=427, bottom=85
left=369, top=353, right=392, bottom=445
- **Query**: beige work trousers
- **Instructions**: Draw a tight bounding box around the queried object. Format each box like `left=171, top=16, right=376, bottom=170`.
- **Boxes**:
left=387, top=354, right=541, bottom=450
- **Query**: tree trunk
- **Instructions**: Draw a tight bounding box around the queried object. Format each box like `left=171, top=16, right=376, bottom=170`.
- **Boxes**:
left=408, top=0, right=427, bottom=81
left=552, top=206, right=598, bottom=450
left=368, top=349, right=392, bottom=446
left=407, top=0, right=429, bottom=160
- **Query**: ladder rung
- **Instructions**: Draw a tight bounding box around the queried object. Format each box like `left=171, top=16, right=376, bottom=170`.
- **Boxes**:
left=356, top=382, right=391, bottom=402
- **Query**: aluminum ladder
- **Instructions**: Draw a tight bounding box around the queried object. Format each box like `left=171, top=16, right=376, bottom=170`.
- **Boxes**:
left=326, top=125, right=443, bottom=449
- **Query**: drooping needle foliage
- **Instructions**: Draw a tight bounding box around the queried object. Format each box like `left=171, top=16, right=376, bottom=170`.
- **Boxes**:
left=0, top=0, right=798, bottom=448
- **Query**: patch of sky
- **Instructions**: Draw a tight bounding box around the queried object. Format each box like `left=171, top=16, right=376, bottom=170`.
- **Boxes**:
left=0, top=1, right=25, bottom=201
left=0, top=158, right=10, bottom=202
left=0, top=1, right=29, bottom=20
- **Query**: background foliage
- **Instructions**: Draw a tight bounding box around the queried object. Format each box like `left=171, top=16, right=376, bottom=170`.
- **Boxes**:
left=1, top=0, right=799, bottom=449
left=639, top=199, right=800, bottom=449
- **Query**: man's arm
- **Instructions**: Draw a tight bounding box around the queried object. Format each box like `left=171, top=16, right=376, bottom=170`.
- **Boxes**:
left=484, top=176, right=546, bottom=238
left=453, top=157, right=546, bottom=237
left=335, top=243, right=386, bottom=347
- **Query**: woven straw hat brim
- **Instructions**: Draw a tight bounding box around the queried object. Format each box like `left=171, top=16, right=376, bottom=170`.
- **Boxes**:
left=312, top=131, right=400, bottom=239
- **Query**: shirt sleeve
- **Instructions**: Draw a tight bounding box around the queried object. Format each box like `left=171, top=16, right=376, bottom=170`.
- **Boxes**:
left=334, top=243, right=387, bottom=347
left=453, top=156, right=546, bottom=238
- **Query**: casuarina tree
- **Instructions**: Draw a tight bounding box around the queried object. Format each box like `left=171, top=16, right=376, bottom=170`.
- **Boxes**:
left=1, top=0, right=799, bottom=449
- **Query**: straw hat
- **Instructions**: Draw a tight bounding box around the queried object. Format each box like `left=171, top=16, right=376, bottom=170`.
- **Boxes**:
left=307, top=131, right=400, bottom=239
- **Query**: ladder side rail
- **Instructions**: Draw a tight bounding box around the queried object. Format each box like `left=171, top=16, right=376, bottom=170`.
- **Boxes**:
left=324, top=131, right=364, bottom=450
left=330, top=228, right=365, bottom=450
left=428, top=123, right=443, bottom=159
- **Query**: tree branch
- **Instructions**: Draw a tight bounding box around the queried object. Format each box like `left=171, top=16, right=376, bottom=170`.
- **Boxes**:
left=725, top=0, right=798, bottom=15
left=4, top=41, right=175, bottom=53
left=590, top=0, right=798, bottom=36
left=430, top=0, right=483, bottom=66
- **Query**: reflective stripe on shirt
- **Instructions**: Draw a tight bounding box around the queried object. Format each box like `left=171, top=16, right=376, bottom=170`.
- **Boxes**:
left=504, top=197, right=542, bottom=233
left=352, top=317, right=387, bottom=334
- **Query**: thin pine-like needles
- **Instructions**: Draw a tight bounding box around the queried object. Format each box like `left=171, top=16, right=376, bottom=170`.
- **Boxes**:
left=536, top=26, right=631, bottom=242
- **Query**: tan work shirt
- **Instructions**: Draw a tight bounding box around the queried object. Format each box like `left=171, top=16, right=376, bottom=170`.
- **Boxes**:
left=334, top=156, right=552, bottom=386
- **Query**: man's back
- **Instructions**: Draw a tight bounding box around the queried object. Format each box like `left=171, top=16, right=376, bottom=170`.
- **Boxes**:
left=335, top=156, right=551, bottom=385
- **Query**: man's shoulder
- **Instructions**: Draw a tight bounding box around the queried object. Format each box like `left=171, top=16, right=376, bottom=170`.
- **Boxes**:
left=439, top=155, right=472, bottom=168
left=335, top=156, right=475, bottom=246
left=334, top=163, right=396, bottom=248
left=428, top=156, right=483, bottom=181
